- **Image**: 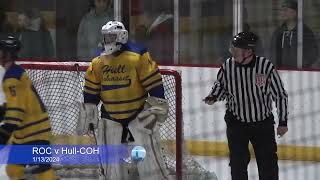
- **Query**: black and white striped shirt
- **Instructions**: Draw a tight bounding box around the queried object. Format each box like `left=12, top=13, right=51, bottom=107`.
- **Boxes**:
left=210, top=56, right=288, bottom=125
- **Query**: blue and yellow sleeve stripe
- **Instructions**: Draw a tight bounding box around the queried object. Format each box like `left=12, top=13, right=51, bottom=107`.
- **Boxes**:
left=140, top=69, right=163, bottom=92
left=83, top=66, right=101, bottom=104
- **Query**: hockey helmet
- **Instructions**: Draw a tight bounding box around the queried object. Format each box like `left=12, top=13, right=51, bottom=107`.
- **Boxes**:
left=0, top=36, right=21, bottom=59
left=231, top=31, right=258, bottom=50
left=101, top=21, right=128, bottom=55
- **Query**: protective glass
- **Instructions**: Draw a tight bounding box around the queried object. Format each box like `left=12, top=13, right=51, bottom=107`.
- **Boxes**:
left=0, top=50, right=7, bottom=60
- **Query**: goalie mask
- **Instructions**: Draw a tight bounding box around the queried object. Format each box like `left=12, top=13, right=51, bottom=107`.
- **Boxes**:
left=101, top=21, right=128, bottom=55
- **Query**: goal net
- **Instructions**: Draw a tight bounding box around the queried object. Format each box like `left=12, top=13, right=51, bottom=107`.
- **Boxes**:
left=18, top=61, right=216, bottom=180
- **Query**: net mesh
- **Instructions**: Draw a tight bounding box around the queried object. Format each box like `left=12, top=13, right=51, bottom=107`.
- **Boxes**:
left=29, top=69, right=84, bottom=135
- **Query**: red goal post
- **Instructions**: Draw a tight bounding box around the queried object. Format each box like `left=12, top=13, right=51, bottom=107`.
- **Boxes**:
left=17, top=61, right=183, bottom=180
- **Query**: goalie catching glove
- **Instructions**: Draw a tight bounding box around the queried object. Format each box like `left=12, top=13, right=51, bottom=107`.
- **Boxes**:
left=136, top=96, right=169, bottom=133
left=76, top=102, right=99, bottom=135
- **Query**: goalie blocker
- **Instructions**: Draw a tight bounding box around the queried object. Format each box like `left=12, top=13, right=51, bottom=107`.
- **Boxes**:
left=77, top=96, right=172, bottom=180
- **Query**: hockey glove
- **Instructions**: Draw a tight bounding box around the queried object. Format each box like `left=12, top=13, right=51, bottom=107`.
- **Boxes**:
left=138, top=96, right=169, bottom=123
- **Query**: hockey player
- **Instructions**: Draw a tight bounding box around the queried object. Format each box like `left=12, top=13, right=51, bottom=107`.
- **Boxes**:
left=78, top=21, right=170, bottom=180
left=0, top=36, right=57, bottom=180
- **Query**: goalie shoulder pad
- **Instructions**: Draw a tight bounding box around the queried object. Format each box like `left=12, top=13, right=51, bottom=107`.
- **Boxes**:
left=138, top=96, right=169, bottom=123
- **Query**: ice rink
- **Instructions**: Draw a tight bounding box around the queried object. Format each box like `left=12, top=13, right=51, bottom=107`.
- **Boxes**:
left=1, top=157, right=319, bottom=180
left=194, top=156, right=320, bottom=180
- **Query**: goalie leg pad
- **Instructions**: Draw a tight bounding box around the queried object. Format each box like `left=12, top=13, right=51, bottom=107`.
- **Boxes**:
left=99, top=119, right=128, bottom=180
left=76, top=103, right=99, bottom=135
left=99, top=118, right=123, bottom=144
left=128, top=118, right=173, bottom=180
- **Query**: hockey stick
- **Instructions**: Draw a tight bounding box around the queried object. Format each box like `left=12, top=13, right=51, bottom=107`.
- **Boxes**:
left=146, top=12, right=173, bottom=35
left=89, top=122, right=106, bottom=179
left=74, top=63, right=106, bottom=178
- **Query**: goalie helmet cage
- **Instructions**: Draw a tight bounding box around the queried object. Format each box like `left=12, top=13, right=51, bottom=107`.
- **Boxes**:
left=18, top=61, right=183, bottom=180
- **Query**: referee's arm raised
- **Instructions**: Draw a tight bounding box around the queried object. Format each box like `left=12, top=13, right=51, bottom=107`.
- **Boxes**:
left=270, top=68, right=289, bottom=136
left=204, top=66, right=227, bottom=105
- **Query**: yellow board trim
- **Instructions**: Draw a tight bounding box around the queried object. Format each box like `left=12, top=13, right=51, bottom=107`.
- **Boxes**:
left=185, top=140, right=320, bottom=162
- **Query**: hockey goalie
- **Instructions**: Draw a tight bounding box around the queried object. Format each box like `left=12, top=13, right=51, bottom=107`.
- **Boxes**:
left=77, top=20, right=172, bottom=180
left=77, top=20, right=218, bottom=180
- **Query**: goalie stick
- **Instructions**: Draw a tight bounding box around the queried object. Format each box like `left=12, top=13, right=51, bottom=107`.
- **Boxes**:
left=146, top=12, right=173, bottom=35
left=89, top=122, right=106, bottom=179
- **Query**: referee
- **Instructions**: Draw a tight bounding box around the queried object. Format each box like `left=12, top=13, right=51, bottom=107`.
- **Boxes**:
left=204, top=31, right=288, bottom=180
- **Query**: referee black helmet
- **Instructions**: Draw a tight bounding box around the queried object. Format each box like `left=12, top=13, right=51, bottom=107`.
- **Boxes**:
left=232, top=31, right=258, bottom=50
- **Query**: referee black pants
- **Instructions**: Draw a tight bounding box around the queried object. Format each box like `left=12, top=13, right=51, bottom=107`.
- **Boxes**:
left=225, top=112, right=279, bottom=180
